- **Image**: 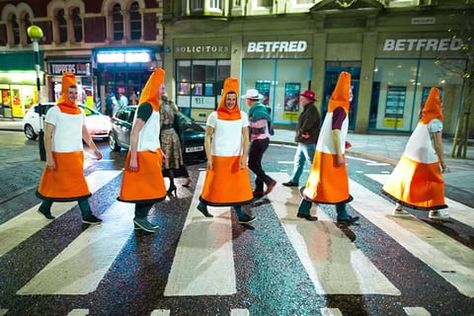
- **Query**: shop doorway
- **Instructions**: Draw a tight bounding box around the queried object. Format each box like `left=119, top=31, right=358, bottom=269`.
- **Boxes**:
left=322, top=61, right=361, bottom=130
left=0, top=89, right=12, bottom=118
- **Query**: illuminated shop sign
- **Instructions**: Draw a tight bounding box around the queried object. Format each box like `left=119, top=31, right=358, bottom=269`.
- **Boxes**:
left=49, top=62, right=91, bottom=76
left=383, top=38, right=463, bottom=52
left=96, top=52, right=151, bottom=63
left=247, top=41, right=308, bottom=53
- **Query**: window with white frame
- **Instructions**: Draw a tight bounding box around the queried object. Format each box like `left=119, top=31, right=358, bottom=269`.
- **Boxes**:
left=129, top=2, right=142, bottom=40
left=112, top=4, right=123, bottom=41
left=209, top=0, right=222, bottom=9
left=57, top=9, right=67, bottom=43
left=10, top=14, right=20, bottom=45
left=71, top=7, right=82, bottom=42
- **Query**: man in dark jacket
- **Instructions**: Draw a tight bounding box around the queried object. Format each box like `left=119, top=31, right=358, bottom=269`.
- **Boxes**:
left=283, top=90, right=321, bottom=188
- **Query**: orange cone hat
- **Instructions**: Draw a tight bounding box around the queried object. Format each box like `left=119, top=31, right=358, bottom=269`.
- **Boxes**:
left=56, top=72, right=80, bottom=114
left=420, top=87, right=444, bottom=124
left=217, top=77, right=241, bottom=120
left=138, top=68, right=165, bottom=112
left=327, top=72, right=351, bottom=114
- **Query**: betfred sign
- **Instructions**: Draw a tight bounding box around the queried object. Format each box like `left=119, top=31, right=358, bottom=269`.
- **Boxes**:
left=383, top=38, right=463, bottom=52
left=247, top=41, right=308, bottom=53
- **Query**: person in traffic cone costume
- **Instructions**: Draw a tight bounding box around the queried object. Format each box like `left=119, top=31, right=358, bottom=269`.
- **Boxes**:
left=36, top=72, right=103, bottom=224
left=196, top=77, right=255, bottom=224
left=118, top=68, right=167, bottom=232
left=383, top=87, right=449, bottom=220
left=297, top=72, right=359, bottom=225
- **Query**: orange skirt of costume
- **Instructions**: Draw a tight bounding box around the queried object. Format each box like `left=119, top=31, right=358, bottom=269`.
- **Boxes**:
left=37, top=151, right=91, bottom=201
left=200, top=156, right=253, bottom=206
left=302, top=151, right=353, bottom=204
left=382, top=155, right=447, bottom=210
left=118, top=150, right=167, bottom=203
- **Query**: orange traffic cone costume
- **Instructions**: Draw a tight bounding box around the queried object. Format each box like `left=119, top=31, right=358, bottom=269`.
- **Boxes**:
left=118, top=69, right=167, bottom=203
left=199, top=77, right=253, bottom=206
left=37, top=72, right=91, bottom=201
left=382, top=88, right=447, bottom=210
left=302, top=72, right=353, bottom=204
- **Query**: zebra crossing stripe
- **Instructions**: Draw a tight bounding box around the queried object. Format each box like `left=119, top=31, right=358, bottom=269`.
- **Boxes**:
left=67, top=309, right=89, bottom=316
left=403, top=306, right=431, bottom=316
left=164, top=171, right=237, bottom=296
left=17, top=201, right=135, bottom=295
left=0, top=170, right=121, bottom=258
left=230, top=309, right=249, bottom=316
left=366, top=173, right=474, bottom=228
left=349, top=179, right=474, bottom=298
left=267, top=172, right=401, bottom=295
left=150, top=310, right=170, bottom=316
left=321, top=307, right=343, bottom=316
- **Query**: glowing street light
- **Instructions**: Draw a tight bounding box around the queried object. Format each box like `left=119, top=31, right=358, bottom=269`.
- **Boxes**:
left=27, top=25, right=46, bottom=161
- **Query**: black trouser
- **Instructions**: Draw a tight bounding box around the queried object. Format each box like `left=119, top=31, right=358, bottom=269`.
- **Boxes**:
left=39, top=198, right=92, bottom=218
left=248, top=138, right=274, bottom=192
left=135, top=202, right=154, bottom=219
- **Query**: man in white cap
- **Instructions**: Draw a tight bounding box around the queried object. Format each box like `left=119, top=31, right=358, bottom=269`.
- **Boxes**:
left=243, top=89, right=276, bottom=199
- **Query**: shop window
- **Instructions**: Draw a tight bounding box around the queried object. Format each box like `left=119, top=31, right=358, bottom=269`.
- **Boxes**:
left=57, top=9, right=67, bottom=43
left=112, top=4, right=124, bottom=41
left=10, top=15, right=20, bottom=45
left=24, top=14, right=32, bottom=44
left=72, top=7, right=83, bottom=42
left=295, top=0, right=315, bottom=5
left=255, top=0, right=272, bottom=7
left=369, top=58, right=466, bottom=134
left=129, top=2, right=142, bottom=40
left=192, top=0, right=203, bottom=10
left=209, top=0, right=222, bottom=9
left=177, top=60, right=191, bottom=96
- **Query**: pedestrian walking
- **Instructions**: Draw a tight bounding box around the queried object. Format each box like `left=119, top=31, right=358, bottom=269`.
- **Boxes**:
left=159, top=84, right=192, bottom=198
left=196, top=77, right=255, bottom=224
left=118, top=68, right=167, bottom=233
left=36, top=72, right=103, bottom=224
left=383, top=87, right=449, bottom=220
left=298, top=72, right=359, bottom=225
left=243, top=88, right=276, bottom=199
left=282, top=89, right=321, bottom=188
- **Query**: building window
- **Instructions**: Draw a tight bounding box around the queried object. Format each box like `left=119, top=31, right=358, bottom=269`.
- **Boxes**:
left=129, top=2, right=141, bottom=40
left=72, top=7, right=82, bottom=42
left=192, top=0, right=203, bottom=10
left=10, top=15, right=20, bottom=45
left=255, top=0, right=272, bottom=7
left=210, top=0, right=222, bottom=9
left=295, top=0, right=315, bottom=5
left=57, top=9, right=67, bottom=43
left=24, top=14, right=32, bottom=44
left=112, top=4, right=124, bottom=41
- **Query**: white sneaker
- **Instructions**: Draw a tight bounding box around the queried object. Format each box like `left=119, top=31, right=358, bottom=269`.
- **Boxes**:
left=392, top=207, right=410, bottom=217
left=428, top=210, right=450, bottom=220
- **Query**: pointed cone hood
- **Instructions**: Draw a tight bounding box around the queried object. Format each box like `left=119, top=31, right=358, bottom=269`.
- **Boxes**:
left=56, top=72, right=80, bottom=114
left=328, top=71, right=351, bottom=114
left=217, top=77, right=241, bottom=120
left=420, top=87, right=444, bottom=124
left=138, top=68, right=165, bottom=112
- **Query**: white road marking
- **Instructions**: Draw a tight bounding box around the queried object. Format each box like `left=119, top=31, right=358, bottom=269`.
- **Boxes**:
left=150, top=310, right=171, bottom=316
left=67, top=309, right=89, bottom=316
left=346, top=156, right=376, bottom=163
left=0, top=170, right=122, bottom=258
left=268, top=172, right=400, bottom=295
left=321, top=307, right=343, bottom=316
left=381, top=171, right=390, bottom=174
left=277, top=161, right=294, bottom=164
left=356, top=170, right=364, bottom=173
left=403, top=306, right=431, bottom=316
left=366, top=162, right=390, bottom=166
left=231, top=309, right=249, bottom=316
left=17, top=201, right=135, bottom=295
left=350, top=179, right=474, bottom=298
left=164, top=172, right=236, bottom=296
left=366, top=174, right=474, bottom=228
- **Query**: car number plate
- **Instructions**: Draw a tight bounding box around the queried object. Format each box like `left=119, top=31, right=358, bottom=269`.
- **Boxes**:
left=185, top=146, right=204, bottom=153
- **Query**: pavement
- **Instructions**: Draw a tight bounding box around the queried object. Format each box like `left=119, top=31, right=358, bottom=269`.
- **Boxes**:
left=1, top=117, right=473, bottom=194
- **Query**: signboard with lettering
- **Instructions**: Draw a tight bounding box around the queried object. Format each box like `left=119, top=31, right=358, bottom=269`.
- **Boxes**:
left=243, top=36, right=312, bottom=58
left=49, top=62, right=91, bottom=76
left=174, top=38, right=231, bottom=59
left=191, top=96, right=215, bottom=109
left=378, top=34, right=465, bottom=57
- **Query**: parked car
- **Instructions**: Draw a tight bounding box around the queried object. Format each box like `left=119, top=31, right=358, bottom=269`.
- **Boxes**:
left=109, top=106, right=206, bottom=162
left=22, top=103, right=112, bottom=140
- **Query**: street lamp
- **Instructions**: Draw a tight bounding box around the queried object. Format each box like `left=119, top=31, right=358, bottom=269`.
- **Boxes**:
left=27, top=25, right=46, bottom=161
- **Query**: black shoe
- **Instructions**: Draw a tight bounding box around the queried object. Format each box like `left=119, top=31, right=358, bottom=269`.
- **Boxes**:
left=264, top=180, right=277, bottom=195
left=82, top=214, right=102, bottom=225
left=197, top=204, right=213, bottom=217
left=167, top=184, right=177, bottom=198
left=297, top=213, right=318, bottom=221
left=282, top=181, right=298, bottom=187
left=238, top=214, right=256, bottom=224
left=337, top=216, right=360, bottom=226
left=37, top=208, right=55, bottom=220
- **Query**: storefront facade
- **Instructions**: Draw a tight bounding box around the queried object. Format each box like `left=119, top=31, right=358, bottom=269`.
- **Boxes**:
left=163, top=3, right=471, bottom=135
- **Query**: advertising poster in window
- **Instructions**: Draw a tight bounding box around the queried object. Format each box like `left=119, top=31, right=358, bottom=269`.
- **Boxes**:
left=383, top=85, right=406, bottom=128
left=204, top=83, right=213, bottom=96
left=255, top=80, right=271, bottom=106
left=283, top=82, right=300, bottom=120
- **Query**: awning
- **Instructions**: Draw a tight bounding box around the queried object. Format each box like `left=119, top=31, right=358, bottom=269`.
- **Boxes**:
left=0, top=51, right=45, bottom=71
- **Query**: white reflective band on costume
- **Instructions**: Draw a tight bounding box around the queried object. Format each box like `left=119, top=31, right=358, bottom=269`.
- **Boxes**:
left=403, top=122, right=438, bottom=164
left=316, top=112, right=349, bottom=155
left=46, top=106, right=85, bottom=153
left=135, top=110, right=161, bottom=152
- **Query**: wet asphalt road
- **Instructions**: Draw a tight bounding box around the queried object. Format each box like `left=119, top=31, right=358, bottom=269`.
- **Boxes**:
left=0, top=131, right=473, bottom=316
